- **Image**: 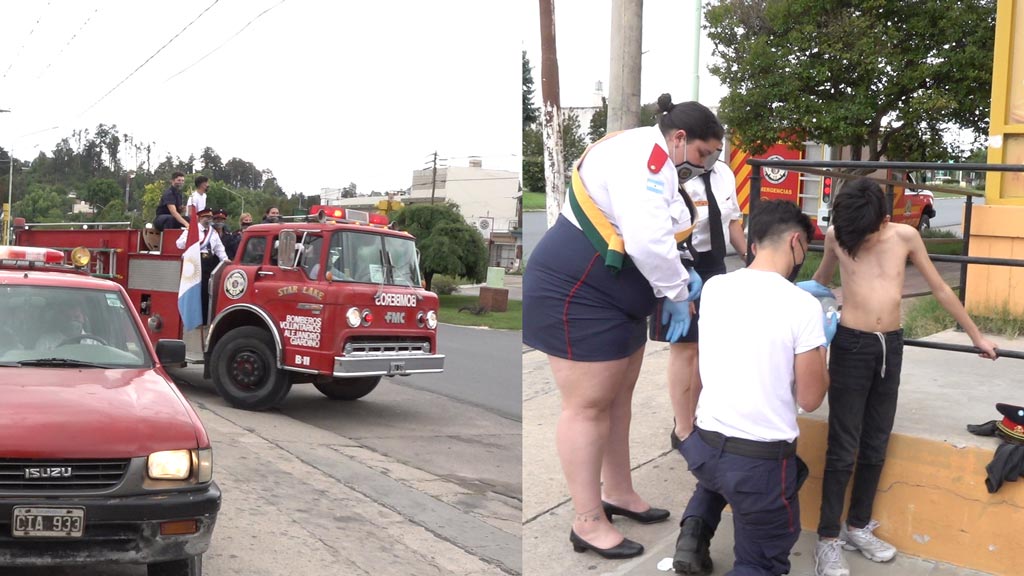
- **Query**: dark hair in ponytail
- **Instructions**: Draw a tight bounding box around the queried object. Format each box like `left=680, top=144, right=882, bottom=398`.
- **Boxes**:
left=656, top=93, right=724, bottom=142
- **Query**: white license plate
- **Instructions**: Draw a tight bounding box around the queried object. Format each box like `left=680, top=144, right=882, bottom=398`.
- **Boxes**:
left=12, top=507, right=85, bottom=538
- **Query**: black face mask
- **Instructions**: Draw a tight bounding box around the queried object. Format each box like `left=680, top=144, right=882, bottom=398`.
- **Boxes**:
left=788, top=240, right=806, bottom=283
left=241, top=222, right=252, bottom=229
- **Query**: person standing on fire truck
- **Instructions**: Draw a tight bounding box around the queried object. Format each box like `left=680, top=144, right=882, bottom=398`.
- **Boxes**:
left=176, top=207, right=227, bottom=325
left=523, top=96, right=722, bottom=560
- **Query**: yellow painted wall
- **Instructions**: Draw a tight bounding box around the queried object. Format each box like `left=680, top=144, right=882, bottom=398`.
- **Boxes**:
left=796, top=418, right=1024, bottom=575
left=965, top=205, right=1024, bottom=315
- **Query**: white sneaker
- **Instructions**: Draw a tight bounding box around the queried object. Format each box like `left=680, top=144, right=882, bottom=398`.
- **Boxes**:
left=842, top=520, right=897, bottom=562
left=814, top=539, right=850, bottom=576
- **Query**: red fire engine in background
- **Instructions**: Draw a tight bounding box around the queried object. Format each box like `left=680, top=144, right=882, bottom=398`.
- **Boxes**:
left=727, top=141, right=937, bottom=238
left=14, top=206, right=445, bottom=411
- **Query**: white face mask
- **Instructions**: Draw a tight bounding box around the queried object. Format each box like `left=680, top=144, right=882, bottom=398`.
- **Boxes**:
left=674, top=138, right=721, bottom=183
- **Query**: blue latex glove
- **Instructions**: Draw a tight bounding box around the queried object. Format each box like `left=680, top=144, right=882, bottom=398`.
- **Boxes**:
left=797, top=280, right=834, bottom=299
left=661, top=299, right=692, bottom=343
left=824, top=310, right=839, bottom=346
left=685, top=267, right=703, bottom=302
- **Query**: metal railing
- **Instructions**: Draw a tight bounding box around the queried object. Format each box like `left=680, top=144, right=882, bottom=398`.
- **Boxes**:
left=746, top=158, right=1024, bottom=360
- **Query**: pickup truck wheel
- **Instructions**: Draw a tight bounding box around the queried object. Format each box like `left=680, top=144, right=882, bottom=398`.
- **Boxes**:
left=313, top=376, right=382, bottom=400
left=918, top=213, right=931, bottom=230
left=148, top=555, right=202, bottom=576
left=211, top=326, right=291, bottom=410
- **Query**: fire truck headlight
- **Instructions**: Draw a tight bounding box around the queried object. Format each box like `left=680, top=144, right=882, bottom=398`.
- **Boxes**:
left=345, top=307, right=361, bottom=328
left=416, top=311, right=425, bottom=327
left=426, top=310, right=438, bottom=330
left=361, top=309, right=373, bottom=326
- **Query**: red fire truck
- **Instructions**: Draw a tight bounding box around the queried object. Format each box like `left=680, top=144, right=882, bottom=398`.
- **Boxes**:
left=14, top=206, right=445, bottom=411
left=728, top=142, right=937, bottom=237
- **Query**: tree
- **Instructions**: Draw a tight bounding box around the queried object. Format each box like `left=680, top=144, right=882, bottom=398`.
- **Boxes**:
left=200, top=147, right=224, bottom=180
left=562, top=111, right=587, bottom=170
left=589, top=97, right=608, bottom=142
left=391, top=203, right=488, bottom=291
left=705, top=0, right=995, bottom=162
left=341, top=182, right=358, bottom=198
left=82, top=178, right=121, bottom=212
left=15, top=185, right=67, bottom=222
left=523, top=51, right=540, bottom=127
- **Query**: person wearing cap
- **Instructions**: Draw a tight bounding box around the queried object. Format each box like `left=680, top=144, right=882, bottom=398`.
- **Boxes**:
left=523, top=95, right=721, bottom=560
left=176, top=207, right=227, bottom=325
left=213, top=208, right=239, bottom=260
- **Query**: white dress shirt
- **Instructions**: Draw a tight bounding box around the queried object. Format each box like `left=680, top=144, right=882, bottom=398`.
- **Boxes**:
left=176, top=223, right=228, bottom=261
left=561, top=125, right=694, bottom=303
left=684, top=161, right=742, bottom=253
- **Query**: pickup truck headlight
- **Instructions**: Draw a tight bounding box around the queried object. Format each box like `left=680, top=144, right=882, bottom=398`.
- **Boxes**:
left=148, top=450, right=192, bottom=480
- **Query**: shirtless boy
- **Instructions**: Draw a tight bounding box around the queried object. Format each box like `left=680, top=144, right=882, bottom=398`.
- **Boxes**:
left=800, top=178, right=998, bottom=576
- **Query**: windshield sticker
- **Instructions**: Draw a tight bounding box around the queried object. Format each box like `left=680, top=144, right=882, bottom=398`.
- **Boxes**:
left=224, top=270, right=248, bottom=299
left=105, top=293, right=124, bottom=308
left=375, top=293, right=418, bottom=307
left=369, top=264, right=384, bottom=283
left=279, top=314, right=322, bottom=348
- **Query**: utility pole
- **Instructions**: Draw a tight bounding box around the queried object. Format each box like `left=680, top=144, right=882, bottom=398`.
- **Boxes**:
left=607, top=0, right=643, bottom=132
left=539, top=0, right=565, bottom=229
left=430, top=150, right=438, bottom=205
left=692, top=0, right=700, bottom=101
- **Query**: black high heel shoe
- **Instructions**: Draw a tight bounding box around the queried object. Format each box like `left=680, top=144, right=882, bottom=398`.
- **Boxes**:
left=602, top=501, right=671, bottom=524
left=569, top=529, right=644, bottom=559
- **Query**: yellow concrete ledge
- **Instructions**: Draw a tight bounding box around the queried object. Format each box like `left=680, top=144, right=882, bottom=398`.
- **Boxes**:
left=796, top=417, right=1024, bottom=575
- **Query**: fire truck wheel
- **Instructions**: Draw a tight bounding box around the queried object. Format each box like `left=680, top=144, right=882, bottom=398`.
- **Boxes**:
left=313, top=376, right=382, bottom=401
left=210, top=326, right=291, bottom=411
left=918, top=213, right=931, bottom=230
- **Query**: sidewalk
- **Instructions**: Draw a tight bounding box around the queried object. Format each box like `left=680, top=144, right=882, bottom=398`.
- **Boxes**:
left=523, top=252, right=1022, bottom=575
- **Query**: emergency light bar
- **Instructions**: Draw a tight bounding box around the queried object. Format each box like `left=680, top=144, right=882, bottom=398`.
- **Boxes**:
left=0, top=246, right=65, bottom=265
left=309, top=205, right=390, bottom=227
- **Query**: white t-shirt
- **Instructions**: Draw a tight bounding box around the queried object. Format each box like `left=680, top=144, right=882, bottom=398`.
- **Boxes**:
left=684, top=161, right=742, bottom=253
left=561, top=125, right=694, bottom=302
left=695, top=268, right=825, bottom=442
left=187, top=192, right=207, bottom=214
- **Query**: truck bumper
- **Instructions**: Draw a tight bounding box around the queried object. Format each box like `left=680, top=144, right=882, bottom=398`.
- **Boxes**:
left=333, top=354, right=445, bottom=377
left=0, top=482, right=220, bottom=566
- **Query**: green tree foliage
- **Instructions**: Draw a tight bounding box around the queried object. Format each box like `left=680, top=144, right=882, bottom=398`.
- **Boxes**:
left=523, top=51, right=540, bottom=127
left=82, top=178, right=121, bottom=211
left=589, top=97, right=608, bottom=142
left=341, top=182, right=358, bottom=198
left=391, top=203, right=488, bottom=291
left=16, top=185, right=68, bottom=222
left=562, top=111, right=587, bottom=170
left=141, top=182, right=166, bottom=223
left=704, top=0, right=995, bottom=161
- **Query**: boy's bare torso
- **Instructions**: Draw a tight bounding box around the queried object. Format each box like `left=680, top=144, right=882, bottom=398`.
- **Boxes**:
left=833, top=224, right=913, bottom=333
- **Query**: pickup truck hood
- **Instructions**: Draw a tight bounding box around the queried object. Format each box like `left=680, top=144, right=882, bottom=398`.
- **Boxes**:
left=0, top=368, right=199, bottom=459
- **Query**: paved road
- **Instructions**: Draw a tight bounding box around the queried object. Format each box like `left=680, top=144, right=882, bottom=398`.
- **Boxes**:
left=931, top=195, right=986, bottom=231
left=403, top=323, right=523, bottom=421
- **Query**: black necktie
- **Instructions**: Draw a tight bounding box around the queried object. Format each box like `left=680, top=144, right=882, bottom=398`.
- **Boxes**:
left=702, top=171, right=726, bottom=261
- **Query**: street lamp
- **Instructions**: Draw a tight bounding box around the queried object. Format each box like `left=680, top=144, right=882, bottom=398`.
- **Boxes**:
left=224, top=187, right=245, bottom=219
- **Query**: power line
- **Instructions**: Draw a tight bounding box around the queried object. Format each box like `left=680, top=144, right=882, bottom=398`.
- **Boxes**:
left=2, top=1, right=54, bottom=81
left=166, top=0, right=288, bottom=82
left=79, top=0, right=222, bottom=117
left=37, top=7, right=101, bottom=80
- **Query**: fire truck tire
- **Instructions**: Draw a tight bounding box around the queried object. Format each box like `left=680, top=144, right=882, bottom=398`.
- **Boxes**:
left=210, top=326, right=291, bottom=411
left=918, top=213, right=931, bottom=230
left=313, top=376, right=381, bottom=401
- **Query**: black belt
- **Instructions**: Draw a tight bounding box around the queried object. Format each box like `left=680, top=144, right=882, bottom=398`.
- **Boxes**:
left=201, top=252, right=215, bottom=258
left=696, top=427, right=796, bottom=460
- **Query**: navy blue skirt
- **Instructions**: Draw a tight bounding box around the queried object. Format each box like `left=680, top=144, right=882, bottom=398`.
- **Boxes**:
left=523, top=215, right=657, bottom=361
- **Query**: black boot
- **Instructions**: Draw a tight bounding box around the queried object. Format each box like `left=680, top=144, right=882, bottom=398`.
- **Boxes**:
left=673, top=516, right=713, bottom=575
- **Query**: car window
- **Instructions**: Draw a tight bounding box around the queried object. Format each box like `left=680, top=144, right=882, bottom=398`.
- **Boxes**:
left=0, top=286, right=151, bottom=368
left=240, top=237, right=267, bottom=265
left=299, top=234, right=323, bottom=280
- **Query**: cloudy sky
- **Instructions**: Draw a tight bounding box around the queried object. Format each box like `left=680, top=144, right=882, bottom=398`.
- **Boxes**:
left=523, top=0, right=727, bottom=112
left=1, top=0, right=521, bottom=195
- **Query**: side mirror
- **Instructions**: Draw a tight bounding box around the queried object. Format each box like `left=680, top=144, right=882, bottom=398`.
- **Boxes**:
left=277, top=231, right=296, bottom=269
left=156, top=339, right=186, bottom=365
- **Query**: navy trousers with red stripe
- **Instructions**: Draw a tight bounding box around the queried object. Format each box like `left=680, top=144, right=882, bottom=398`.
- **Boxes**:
left=680, top=432, right=800, bottom=575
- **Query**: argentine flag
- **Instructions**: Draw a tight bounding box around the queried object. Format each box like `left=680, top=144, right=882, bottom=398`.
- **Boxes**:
left=178, top=205, right=203, bottom=331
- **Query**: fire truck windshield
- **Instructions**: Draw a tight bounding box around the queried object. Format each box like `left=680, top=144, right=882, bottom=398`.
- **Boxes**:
left=0, top=286, right=151, bottom=368
left=327, top=231, right=422, bottom=287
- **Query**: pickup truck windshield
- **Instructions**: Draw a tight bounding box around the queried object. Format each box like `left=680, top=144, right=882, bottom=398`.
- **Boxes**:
left=327, top=231, right=422, bottom=287
left=0, top=286, right=151, bottom=368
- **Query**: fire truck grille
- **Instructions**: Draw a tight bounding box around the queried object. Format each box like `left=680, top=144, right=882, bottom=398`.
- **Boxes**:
left=345, top=340, right=432, bottom=355
left=0, top=459, right=130, bottom=492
